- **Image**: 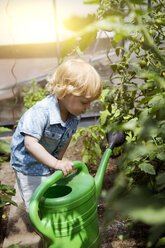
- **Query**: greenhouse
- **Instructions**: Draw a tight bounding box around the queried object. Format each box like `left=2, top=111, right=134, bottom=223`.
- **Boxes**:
left=0, top=0, right=165, bottom=248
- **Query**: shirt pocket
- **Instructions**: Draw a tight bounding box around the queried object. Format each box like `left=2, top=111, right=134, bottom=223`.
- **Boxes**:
left=44, top=130, right=62, bottom=141
left=42, top=130, right=63, bottom=152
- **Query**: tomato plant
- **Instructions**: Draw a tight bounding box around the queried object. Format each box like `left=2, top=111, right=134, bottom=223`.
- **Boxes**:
left=72, top=124, right=105, bottom=166
left=0, top=127, right=17, bottom=221
left=23, top=79, right=47, bottom=110
left=64, top=0, right=165, bottom=246
left=0, top=184, right=17, bottom=208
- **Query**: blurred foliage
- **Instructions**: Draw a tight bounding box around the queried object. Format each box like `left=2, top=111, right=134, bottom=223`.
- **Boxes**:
left=0, top=184, right=17, bottom=208
left=0, top=127, right=17, bottom=218
left=72, top=124, right=105, bottom=166
left=63, top=14, right=96, bottom=31
left=0, top=127, right=11, bottom=162
left=23, top=79, right=47, bottom=110
left=0, top=139, right=10, bottom=155
left=64, top=0, right=165, bottom=246
left=0, top=79, right=47, bottom=216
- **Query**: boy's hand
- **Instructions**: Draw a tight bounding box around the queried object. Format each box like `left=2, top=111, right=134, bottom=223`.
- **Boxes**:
left=54, top=159, right=74, bottom=176
left=24, top=135, right=74, bottom=176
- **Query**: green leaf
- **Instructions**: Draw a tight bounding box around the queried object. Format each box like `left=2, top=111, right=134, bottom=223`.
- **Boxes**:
left=79, top=31, right=97, bottom=51
left=60, top=37, right=77, bottom=58
left=147, top=225, right=165, bottom=248
left=115, top=47, right=125, bottom=56
left=139, top=161, right=156, bottom=175
left=111, top=40, right=117, bottom=48
left=0, top=140, right=10, bottom=154
left=82, top=154, right=91, bottom=164
left=0, top=195, right=18, bottom=207
left=148, top=94, right=165, bottom=108
left=114, top=33, right=123, bottom=42
left=100, top=109, right=111, bottom=125
left=64, top=14, right=96, bottom=31
left=111, top=63, right=118, bottom=72
left=111, top=187, right=165, bottom=225
left=130, top=0, right=147, bottom=5
left=0, top=184, right=16, bottom=195
left=156, top=173, right=165, bottom=190
left=122, top=118, right=138, bottom=130
left=155, top=237, right=165, bottom=248
left=130, top=207, right=165, bottom=225
left=127, top=144, right=154, bottom=162
left=156, top=152, right=165, bottom=161
left=101, top=89, right=109, bottom=101
left=0, top=127, right=11, bottom=132
left=94, top=143, right=102, bottom=157
left=0, top=156, right=9, bottom=163
left=115, top=47, right=120, bottom=56
left=114, top=109, right=120, bottom=118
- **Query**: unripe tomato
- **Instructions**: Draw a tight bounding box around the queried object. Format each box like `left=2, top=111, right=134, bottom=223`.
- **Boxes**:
left=135, top=48, right=140, bottom=55
left=139, top=60, right=147, bottom=68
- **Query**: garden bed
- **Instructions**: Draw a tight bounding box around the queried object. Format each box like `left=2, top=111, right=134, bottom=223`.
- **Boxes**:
left=0, top=137, right=150, bottom=248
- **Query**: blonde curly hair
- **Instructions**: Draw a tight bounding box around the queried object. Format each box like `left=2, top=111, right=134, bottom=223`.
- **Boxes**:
left=46, top=58, right=102, bottom=100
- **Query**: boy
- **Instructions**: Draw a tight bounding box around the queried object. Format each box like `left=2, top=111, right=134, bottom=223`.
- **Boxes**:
left=10, top=58, right=102, bottom=210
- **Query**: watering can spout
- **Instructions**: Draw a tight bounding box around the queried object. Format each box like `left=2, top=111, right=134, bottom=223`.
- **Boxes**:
left=95, top=131, right=126, bottom=198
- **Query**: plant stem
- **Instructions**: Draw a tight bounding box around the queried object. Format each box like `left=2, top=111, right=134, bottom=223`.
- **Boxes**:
left=126, top=0, right=165, bottom=65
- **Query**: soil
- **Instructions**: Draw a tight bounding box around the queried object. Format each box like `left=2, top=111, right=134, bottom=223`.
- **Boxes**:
left=0, top=160, right=15, bottom=248
left=0, top=137, right=149, bottom=248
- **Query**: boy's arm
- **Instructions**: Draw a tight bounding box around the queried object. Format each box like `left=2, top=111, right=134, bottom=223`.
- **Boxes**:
left=24, top=134, right=73, bottom=176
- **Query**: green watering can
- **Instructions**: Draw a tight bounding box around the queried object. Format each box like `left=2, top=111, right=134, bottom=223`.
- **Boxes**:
left=29, top=131, right=125, bottom=248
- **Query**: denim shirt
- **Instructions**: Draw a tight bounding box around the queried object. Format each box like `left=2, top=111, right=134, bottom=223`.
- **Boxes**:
left=10, top=95, right=79, bottom=175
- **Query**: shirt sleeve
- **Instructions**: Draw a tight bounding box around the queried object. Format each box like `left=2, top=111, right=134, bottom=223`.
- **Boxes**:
left=19, top=106, right=48, bottom=140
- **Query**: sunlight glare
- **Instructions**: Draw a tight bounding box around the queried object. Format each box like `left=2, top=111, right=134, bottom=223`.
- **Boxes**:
left=6, top=0, right=56, bottom=44
left=1, top=0, right=97, bottom=45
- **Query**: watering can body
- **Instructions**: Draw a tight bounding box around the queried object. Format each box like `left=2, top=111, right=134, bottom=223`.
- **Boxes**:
left=29, top=131, right=126, bottom=248
left=29, top=161, right=102, bottom=248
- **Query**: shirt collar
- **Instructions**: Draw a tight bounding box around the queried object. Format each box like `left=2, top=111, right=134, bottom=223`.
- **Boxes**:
left=48, top=95, right=78, bottom=127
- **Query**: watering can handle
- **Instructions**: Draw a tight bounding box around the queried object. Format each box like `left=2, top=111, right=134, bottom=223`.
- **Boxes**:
left=29, top=160, right=88, bottom=238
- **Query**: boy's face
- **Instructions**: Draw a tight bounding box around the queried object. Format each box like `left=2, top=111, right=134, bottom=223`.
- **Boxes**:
left=61, top=94, right=92, bottom=116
